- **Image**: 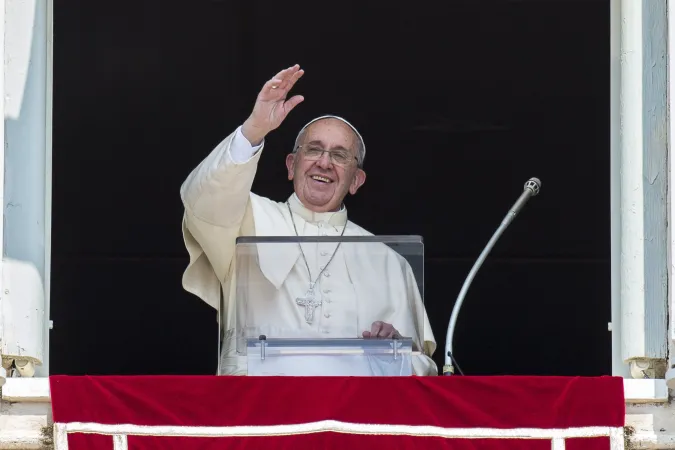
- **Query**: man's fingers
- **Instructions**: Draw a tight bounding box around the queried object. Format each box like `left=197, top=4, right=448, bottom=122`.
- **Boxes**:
left=378, top=323, right=395, bottom=338
left=272, top=64, right=300, bottom=81
left=284, top=95, right=304, bottom=114
left=260, top=65, right=303, bottom=99
left=262, top=78, right=283, bottom=95
left=280, top=68, right=304, bottom=91
left=363, top=322, right=399, bottom=339
left=370, top=321, right=384, bottom=337
left=270, top=65, right=301, bottom=89
left=365, top=321, right=399, bottom=338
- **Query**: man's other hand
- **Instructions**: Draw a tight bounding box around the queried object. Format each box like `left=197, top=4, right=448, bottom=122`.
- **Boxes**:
left=242, top=64, right=305, bottom=146
left=362, top=321, right=400, bottom=338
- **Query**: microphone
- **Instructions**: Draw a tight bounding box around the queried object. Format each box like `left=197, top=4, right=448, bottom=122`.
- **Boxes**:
left=442, top=177, right=541, bottom=376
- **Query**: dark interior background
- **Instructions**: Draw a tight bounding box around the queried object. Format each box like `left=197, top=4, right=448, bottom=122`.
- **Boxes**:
left=50, top=0, right=610, bottom=376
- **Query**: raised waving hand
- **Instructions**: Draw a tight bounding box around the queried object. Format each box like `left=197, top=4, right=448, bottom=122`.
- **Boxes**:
left=242, top=65, right=305, bottom=146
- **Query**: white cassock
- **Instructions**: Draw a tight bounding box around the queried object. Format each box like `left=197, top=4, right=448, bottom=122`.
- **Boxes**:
left=180, top=127, right=438, bottom=376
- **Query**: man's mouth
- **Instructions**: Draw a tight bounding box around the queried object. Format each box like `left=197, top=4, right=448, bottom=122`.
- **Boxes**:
left=310, top=175, right=333, bottom=183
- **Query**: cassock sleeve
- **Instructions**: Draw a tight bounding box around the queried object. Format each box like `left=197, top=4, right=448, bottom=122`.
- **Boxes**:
left=377, top=253, right=438, bottom=376
left=229, top=126, right=263, bottom=163
left=179, top=127, right=264, bottom=309
left=405, top=263, right=438, bottom=376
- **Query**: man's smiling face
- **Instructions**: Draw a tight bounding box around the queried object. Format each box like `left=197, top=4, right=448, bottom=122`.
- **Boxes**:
left=286, top=118, right=366, bottom=212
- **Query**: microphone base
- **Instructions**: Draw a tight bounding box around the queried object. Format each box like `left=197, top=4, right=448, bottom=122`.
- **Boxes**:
left=444, top=351, right=464, bottom=376
left=442, top=364, right=455, bottom=376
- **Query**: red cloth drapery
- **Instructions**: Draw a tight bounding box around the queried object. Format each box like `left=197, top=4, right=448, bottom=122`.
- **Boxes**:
left=49, top=375, right=625, bottom=450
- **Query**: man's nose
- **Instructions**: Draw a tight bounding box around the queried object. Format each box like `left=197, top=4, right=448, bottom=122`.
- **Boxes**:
left=316, top=152, right=333, bottom=168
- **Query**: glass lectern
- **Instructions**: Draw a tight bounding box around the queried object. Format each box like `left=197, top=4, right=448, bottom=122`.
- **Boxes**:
left=218, top=236, right=426, bottom=376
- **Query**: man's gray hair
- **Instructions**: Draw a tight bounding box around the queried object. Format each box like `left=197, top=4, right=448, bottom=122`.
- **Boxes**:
left=293, top=115, right=366, bottom=168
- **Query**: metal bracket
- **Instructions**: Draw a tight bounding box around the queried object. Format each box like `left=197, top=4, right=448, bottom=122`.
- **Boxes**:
left=259, top=335, right=267, bottom=361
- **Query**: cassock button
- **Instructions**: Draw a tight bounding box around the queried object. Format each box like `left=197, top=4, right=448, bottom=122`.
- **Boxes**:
left=323, top=289, right=331, bottom=294
left=324, top=272, right=330, bottom=277
left=320, top=251, right=328, bottom=256
left=324, top=312, right=331, bottom=318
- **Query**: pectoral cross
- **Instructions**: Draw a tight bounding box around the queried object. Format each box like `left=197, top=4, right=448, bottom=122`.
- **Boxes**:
left=296, top=287, right=322, bottom=324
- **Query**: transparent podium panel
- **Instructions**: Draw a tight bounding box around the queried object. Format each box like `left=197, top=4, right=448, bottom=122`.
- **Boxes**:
left=246, top=337, right=413, bottom=376
left=217, top=235, right=426, bottom=376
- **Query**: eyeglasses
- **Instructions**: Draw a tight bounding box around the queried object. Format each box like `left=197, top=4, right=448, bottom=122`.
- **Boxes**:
left=297, top=145, right=358, bottom=167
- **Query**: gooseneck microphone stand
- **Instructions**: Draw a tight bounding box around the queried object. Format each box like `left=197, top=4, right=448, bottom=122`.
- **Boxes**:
left=442, top=178, right=541, bottom=376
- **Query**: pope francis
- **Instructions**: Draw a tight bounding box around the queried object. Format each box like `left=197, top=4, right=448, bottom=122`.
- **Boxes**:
left=180, top=64, right=437, bottom=376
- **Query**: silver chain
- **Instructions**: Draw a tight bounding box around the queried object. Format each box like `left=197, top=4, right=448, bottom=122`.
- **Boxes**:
left=286, top=202, right=347, bottom=289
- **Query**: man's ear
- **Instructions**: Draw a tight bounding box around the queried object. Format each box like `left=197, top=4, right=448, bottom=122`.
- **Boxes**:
left=349, top=168, right=366, bottom=195
left=286, top=153, right=296, bottom=180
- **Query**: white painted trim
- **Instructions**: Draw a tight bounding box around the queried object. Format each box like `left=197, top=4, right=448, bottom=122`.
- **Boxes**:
left=43, top=0, right=54, bottom=375
left=1, top=377, right=50, bottom=402
left=668, top=0, right=675, bottom=371
left=0, top=0, right=7, bottom=386
left=54, top=422, right=622, bottom=440
left=623, top=379, right=669, bottom=403
left=610, top=0, right=630, bottom=378
left=619, top=0, right=647, bottom=361
left=620, top=0, right=669, bottom=364
left=2, top=0, right=50, bottom=376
